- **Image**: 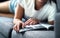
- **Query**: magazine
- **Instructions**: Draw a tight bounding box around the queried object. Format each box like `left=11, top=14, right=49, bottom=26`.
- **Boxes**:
left=19, top=23, right=54, bottom=32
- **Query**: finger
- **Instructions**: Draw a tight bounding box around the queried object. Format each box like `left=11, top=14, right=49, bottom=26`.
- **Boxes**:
left=25, top=21, right=30, bottom=25
left=25, top=20, right=32, bottom=25
left=16, top=25, right=19, bottom=32
left=30, top=22, right=33, bottom=25
left=13, top=25, right=17, bottom=31
left=30, top=21, right=36, bottom=25
left=16, top=23, right=23, bottom=32
left=22, top=23, right=25, bottom=28
left=25, top=19, right=31, bottom=24
left=25, top=22, right=30, bottom=25
left=32, top=22, right=37, bottom=25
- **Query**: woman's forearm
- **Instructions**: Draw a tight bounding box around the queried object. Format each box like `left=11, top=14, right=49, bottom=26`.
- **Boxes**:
left=48, top=21, right=54, bottom=25
left=13, top=4, right=24, bottom=24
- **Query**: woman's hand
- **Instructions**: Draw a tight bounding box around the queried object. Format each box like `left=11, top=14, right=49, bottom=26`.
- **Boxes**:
left=24, top=18, right=40, bottom=26
left=13, top=21, right=24, bottom=32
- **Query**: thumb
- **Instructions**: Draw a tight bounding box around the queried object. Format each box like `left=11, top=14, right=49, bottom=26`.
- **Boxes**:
left=22, top=23, right=25, bottom=28
left=16, top=25, right=20, bottom=32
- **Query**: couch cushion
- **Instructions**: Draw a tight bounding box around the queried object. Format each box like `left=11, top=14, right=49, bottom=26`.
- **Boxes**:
left=0, top=17, right=13, bottom=38
left=12, top=30, right=54, bottom=38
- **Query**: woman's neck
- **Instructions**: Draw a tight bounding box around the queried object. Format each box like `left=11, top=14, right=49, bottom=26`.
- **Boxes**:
left=35, top=0, right=47, bottom=10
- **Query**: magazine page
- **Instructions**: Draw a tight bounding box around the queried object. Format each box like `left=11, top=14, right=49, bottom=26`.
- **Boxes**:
left=19, top=24, right=46, bottom=32
left=19, top=23, right=54, bottom=32
left=40, top=23, right=53, bottom=29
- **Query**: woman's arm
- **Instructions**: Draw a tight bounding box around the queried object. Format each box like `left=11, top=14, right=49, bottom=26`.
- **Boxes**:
left=13, top=4, right=24, bottom=24
left=13, top=4, right=24, bottom=32
left=48, top=1, right=56, bottom=25
left=48, top=21, right=54, bottom=25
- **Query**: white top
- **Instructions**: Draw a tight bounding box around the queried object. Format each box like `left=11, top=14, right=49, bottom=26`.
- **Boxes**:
left=18, top=0, right=56, bottom=21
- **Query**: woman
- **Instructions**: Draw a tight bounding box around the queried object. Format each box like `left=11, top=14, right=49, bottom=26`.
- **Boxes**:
left=13, top=0, right=56, bottom=32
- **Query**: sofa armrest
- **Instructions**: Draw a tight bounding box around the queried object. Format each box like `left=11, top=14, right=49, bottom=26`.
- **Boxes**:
left=55, top=13, right=60, bottom=38
left=0, top=17, right=13, bottom=38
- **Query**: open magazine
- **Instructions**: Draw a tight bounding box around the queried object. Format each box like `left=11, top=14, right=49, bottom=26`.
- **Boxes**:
left=19, top=23, right=54, bottom=32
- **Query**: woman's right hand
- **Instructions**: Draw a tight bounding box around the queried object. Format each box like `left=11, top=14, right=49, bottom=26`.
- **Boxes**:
left=13, top=21, right=24, bottom=32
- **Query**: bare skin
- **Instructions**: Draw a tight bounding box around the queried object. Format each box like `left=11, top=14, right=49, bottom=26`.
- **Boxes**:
left=13, top=0, right=54, bottom=32
left=0, top=1, right=11, bottom=13
left=0, top=1, right=14, bottom=18
left=13, top=4, right=24, bottom=32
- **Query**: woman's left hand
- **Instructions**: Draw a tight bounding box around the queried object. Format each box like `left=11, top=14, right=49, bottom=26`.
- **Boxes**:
left=24, top=18, right=40, bottom=26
